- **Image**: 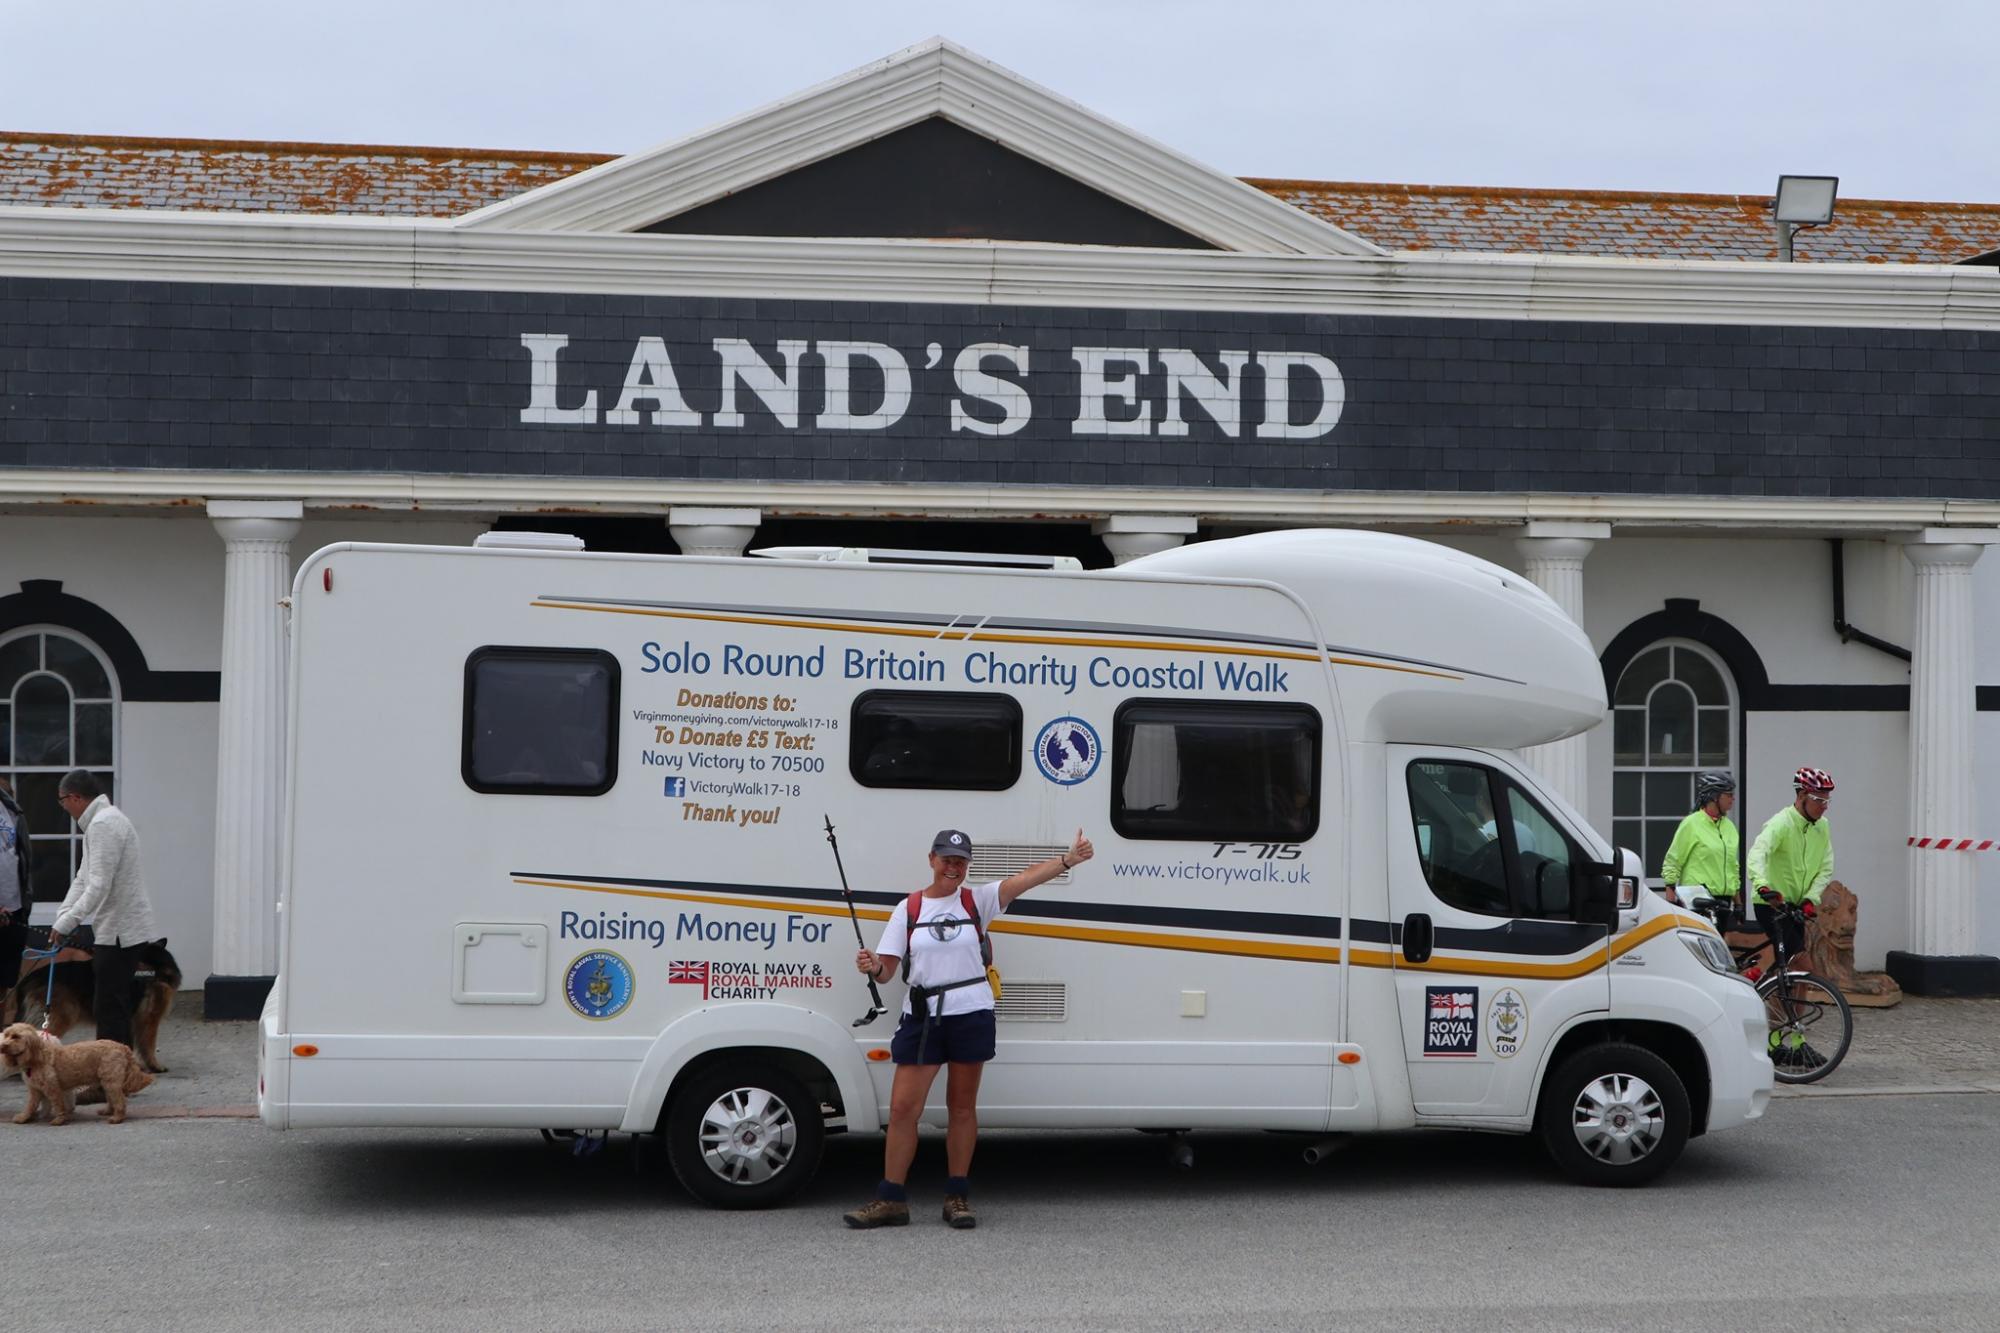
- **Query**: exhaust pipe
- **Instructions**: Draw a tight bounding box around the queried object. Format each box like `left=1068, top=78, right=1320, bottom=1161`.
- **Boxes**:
left=1301, top=1135, right=1350, bottom=1165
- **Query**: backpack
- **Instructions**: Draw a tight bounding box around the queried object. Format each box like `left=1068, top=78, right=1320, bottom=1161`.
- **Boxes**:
left=901, top=887, right=1000, bottom=998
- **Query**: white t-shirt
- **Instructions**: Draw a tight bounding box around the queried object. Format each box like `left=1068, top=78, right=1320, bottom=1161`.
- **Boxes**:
left=875, top=880, right=1005, bottom=1018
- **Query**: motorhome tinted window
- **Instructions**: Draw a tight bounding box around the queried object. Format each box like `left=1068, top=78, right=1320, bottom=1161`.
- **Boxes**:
left=850, top=690, right=1021, bottom=790
left=462, top=648, right=620, bottom=795
left=1405, top=762, right=1580, bottom=918
left=1405, top=762, right=1512, bottom=916
left=1112, top=700, right=1320, bottom=841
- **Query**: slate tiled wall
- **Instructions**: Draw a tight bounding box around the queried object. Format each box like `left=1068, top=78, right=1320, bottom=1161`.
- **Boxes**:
left=3, top=276, right=1997, bottom=498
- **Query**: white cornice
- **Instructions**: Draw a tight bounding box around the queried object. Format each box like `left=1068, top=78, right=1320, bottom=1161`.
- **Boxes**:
left=2, top=208, right=1999, bottom=329
left=447, top=38, right=1380, bottom=257
left=3, top=468, right=1995, bottom=534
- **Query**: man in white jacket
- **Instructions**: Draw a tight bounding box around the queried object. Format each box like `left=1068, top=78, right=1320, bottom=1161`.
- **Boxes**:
left=50, top=770, right=160, bottom=1049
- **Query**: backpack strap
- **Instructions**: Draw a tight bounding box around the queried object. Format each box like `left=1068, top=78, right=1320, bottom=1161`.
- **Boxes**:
left=899, top=888, right=993, bottom=979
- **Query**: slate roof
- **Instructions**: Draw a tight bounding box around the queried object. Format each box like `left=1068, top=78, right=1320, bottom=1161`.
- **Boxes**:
left=5, top=130, right=1999, bottom=264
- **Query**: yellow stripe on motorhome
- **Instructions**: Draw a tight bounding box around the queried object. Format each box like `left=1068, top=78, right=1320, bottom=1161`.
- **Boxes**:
left=528, top=600, right=1459, bottom=680
left=515, top=877, right=1686, bottom=976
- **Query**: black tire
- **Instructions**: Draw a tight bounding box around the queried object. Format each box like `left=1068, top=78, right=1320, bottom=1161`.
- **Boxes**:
left=1536, top=1041, right=1690, bottom=1188
left=664, top=1062, right=825, bottom=1209
left=1757, top=970, right=1853, bottom=1085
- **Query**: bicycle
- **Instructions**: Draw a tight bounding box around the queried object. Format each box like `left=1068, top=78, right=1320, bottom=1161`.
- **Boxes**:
left=1686, top=895, right=1854, bottom=1085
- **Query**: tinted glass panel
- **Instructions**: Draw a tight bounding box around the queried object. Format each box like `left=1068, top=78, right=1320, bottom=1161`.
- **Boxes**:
left=1646, top=771, right=1692, bottom=816
left=1647, top=683, right=1695, bottom=764
left=1644, top=819, right=1680, bottom=878
left=1612, top=709, right=1644, bottom=766
left=45, top=636, right=111, bottom=699
left=1114, top=700, right=1319, bottom=842
left=462, top=648, right=619, bottom=795
left=1405, top=761, right=1510, bottom=917
left=15, top=675, right=69, bottom=766
left=1615, top=647, right=1670, bottom=705
left=1675, top=648, right=1727, bottom=705
left=0, top=636, right=37, bottom=687
left=1504, top=781, right=1575, bottom=917
left=850, top=691, right=1021, bottom=790
left=1697, top=708, right=1731, bottom=767
left=75, top=703, right=113, bottom=766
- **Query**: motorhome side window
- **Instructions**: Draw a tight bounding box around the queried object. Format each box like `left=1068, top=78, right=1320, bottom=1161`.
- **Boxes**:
left=1112, top=699, right=1320, bottom=842
left=461, top=647, right=620, bottom=795
left=850, top=690, right=1022, bottom=790
left=1405, top=761, right=1578, bottom=918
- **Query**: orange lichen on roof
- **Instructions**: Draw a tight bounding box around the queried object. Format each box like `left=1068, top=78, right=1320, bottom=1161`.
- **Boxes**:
left=3, top=130, right=1998, bottom=264
left=1248, top=177, right=2000, bottom=264
left=0, top=130, right=611, bottom=218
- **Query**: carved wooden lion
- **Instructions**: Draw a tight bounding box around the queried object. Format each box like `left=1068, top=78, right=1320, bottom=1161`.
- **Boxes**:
left=1803, top=881, right=1903, bottom=1007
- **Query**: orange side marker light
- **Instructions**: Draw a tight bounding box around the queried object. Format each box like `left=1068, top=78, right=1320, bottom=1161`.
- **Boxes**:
left=1337, top=1051, right=1362, bottom=1065
left=866, top=1048, right=891, bottom=1062
left=292, top=1044, right=319, bottom=1057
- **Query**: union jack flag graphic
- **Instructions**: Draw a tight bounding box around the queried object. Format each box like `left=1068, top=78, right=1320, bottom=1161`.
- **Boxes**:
left=669, top=960, right=710, bottom=998
left=1429, top=990, right=1475, bottom=1019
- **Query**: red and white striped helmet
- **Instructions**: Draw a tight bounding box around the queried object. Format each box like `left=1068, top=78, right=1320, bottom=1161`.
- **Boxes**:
left=1792, top=766, right=1835, bottom=794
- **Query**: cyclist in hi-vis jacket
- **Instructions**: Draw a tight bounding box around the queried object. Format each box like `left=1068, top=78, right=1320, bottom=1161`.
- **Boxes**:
left=1748, top=765, right=1836, bottom=1069
left=1660, top=772, right=1740, bottom=910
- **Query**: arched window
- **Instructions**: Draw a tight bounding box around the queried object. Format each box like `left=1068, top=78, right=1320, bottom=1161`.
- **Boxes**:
left=0, top=628, right=118, bottom=907
left=1610, top=639, right=1735, bottom=884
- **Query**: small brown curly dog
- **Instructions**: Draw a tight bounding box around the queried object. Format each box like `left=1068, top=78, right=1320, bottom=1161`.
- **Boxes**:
left=1, top=1024, right=154, bottom=1125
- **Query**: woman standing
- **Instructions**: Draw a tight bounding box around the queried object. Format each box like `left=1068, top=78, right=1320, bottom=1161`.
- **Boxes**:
left=842, top=826, right=1093, bottom=1230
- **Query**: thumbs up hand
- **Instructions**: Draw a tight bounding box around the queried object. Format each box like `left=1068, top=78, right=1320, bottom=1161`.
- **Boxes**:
left=1068, top=828, right=1094, bottom=867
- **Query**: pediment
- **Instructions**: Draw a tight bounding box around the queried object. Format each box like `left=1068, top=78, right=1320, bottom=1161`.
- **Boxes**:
left=455, top=38, right=1381, bottom=257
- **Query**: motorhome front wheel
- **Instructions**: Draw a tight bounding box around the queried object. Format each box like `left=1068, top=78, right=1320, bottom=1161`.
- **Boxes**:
left=1535, top=1042, right=1690, bottom=1188
left=664, top=1063, right=826, bottom=1209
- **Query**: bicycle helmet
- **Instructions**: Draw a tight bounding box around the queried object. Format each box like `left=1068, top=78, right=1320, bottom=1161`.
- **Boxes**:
left=1694, top=772, right=1736, bottom=807
left=1792, top=765, right=1835, bottom=794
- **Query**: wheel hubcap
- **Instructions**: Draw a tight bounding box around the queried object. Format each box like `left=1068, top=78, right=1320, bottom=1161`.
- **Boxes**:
left=1570, top=1071, right=1665, bottom=1166
left=696, top=1086, right=798, bottom=1186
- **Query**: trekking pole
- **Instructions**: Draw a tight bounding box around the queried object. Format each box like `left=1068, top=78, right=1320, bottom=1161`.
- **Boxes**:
left=824, top=815, right=888, bottom=1028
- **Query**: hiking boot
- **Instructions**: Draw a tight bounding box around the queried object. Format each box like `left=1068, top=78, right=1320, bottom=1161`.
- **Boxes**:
left=842, top=1198, right=910, bottom=1229
left=942, top=1194, right=977, bottom=1229
left=1772, top=1042, right=1827, bottom=1070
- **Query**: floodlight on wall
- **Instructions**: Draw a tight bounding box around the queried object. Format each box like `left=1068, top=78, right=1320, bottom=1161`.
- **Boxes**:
left=1773, top=175, right=1839, bottom=261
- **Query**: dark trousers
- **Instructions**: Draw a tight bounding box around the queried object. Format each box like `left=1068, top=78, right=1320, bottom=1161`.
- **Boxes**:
left=92, top=940, right=139, bottom=1048
left=0, top=910, right=26, bottom=992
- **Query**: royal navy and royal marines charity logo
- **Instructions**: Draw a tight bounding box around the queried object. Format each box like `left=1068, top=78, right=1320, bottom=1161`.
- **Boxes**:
left=564, top=950, right=635, bottom=1020
left=1034, top=716, right=1102, bottom=785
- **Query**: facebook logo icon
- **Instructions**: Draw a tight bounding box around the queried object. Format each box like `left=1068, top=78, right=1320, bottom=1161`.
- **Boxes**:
left=663, top=777, right=686, bottom=798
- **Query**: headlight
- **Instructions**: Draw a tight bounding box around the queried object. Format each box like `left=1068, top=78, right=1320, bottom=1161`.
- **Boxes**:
left=1678, top=929, right=1751, bottom=985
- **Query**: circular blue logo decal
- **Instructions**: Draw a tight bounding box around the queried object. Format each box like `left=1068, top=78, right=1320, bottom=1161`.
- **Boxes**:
left=563, top=950, right=634, bottom=1021
left=1034, top=716, right=1102, bottom=786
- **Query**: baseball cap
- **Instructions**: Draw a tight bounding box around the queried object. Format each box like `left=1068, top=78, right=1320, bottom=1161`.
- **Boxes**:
left=930, top=829, right=974, bottom=859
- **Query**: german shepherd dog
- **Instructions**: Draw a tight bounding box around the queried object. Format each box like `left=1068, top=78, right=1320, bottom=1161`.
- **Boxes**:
left=3, top=939, right=181, bottom=1074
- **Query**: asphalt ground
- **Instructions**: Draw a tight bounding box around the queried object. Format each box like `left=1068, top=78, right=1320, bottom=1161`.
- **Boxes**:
left=5, top=1094, right=1998, bottom=1332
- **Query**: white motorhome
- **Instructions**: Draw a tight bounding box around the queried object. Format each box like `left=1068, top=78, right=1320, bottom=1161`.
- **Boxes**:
left=259, top=528, right=1771, bottom=1201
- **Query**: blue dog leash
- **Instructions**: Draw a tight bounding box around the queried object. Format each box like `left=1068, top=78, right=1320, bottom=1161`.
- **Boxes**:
left=22, top=942, right=62, bottom=1034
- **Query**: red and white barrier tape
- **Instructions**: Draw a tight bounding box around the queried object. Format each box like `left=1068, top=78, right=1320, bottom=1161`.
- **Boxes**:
left=1909, top=837, right=2000, bottom=851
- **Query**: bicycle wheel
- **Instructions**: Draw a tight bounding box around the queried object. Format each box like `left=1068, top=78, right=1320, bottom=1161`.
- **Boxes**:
left=1756, top=970, right=1853, bottom=1084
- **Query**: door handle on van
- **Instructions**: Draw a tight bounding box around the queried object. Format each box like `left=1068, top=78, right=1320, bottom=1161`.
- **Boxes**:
left=1400, top=913, right=1434, bottom=965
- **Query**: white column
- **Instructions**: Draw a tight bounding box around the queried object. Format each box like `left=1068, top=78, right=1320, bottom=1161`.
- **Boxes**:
left=1093, top=514, right=1198, bottom=566
left=668, top=507, right=761, bottom=558
left=1515, top=522, right=1611, bottom=816
left=1903, top=530, right=1997, bottom=957
left=207, top=500, right=303, bottom=983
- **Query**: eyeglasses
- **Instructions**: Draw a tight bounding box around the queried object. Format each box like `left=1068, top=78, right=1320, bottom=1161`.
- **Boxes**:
left=1802, top=793, right=1831, bottom=807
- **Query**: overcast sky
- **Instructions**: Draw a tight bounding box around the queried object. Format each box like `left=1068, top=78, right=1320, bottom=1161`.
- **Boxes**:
left=4, top=0, right=1994, bottom=202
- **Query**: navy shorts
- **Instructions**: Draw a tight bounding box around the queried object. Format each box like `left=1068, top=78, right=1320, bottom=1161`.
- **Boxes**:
left=890, top=1007, right=997, bottom=1066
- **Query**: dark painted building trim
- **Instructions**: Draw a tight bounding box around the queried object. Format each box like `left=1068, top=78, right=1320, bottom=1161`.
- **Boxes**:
left=1, top=580, right=220, bottom=702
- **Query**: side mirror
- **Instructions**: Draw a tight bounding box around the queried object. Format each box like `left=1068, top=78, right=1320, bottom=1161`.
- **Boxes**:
left=1400, top=912, right=1434, bottom=965
left=1576, top=861, right=1624, bottom=932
